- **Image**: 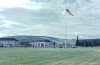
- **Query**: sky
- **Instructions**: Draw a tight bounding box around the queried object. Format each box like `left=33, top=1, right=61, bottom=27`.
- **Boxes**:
left=0, top=0, right=100, bottom=39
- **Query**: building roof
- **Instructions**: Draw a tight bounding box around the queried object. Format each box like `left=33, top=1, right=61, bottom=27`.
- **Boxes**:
left=0, top=38, right=18, bottom=41
left=32, top=39, right=51, bottom=42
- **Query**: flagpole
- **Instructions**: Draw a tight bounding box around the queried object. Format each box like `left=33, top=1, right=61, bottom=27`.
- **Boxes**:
left=63, top=9, right=67, bottom=48
left=64, top=9, right=73, bottom=48
left=64, top=15, right=67, bottom=48
left=63, top=10, right=67, bottom=48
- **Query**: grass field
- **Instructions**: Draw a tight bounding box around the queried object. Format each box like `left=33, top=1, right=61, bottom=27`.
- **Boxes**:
left=0, top=48, right=100, bottom=65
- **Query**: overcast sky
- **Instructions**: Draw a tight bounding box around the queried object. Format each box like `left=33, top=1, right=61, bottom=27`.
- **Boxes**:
left=0, top=0, right=100, bottom=39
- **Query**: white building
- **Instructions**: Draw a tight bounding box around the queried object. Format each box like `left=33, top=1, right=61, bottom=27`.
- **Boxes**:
left=0, top=38, right=19, bottom=47
left=29, top=40, right=53, bottom=48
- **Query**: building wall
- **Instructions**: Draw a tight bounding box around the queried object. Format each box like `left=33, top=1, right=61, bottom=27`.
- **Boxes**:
left=45, top=42, right=54, bottom=48
left=0, top=40, right=19, bottom=47
left=29, top=42, right=53, bottom=48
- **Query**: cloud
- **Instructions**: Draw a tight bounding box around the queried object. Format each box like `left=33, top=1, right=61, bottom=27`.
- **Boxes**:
left=0, top=20, right=22, bottom=29
left=0, top=0, right=42, bottom=10
left=0, top=0, right=28, bottom=7
left=0, top=0, right=100, bottom=39
left=1, top=7, right=62, bottom=25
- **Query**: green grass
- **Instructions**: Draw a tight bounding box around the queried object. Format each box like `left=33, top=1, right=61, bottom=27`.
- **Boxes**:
left=0, top=48, right=100, bottom=65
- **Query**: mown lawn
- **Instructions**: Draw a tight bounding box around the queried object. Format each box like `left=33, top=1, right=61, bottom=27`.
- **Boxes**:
left=0, top=48, right=100, bottom=65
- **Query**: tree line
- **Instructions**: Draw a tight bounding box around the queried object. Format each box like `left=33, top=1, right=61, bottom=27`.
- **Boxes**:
left=76, top=40, right=100, bottom=47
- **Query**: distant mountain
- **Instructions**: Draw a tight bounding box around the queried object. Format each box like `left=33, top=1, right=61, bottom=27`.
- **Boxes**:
left=7, top=36, right=64, bottom=43
left=2, top=35, right=100, bottom=46
left=7, top=36, right=76, bottom=44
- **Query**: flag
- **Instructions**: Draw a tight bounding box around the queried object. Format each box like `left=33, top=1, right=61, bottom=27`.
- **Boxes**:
left=66, top=9, right=74, bottom=16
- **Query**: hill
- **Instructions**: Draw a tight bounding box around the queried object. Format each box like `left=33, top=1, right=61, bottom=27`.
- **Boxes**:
left=7, top=36, right=76, bottom=44
left=7, top=36, right=64, bottom=43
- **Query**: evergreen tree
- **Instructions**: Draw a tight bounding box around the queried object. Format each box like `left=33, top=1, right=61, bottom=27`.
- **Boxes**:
left=75, top=35, right=80, bottom=46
